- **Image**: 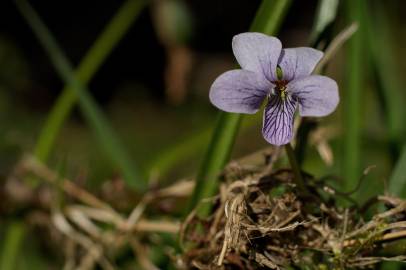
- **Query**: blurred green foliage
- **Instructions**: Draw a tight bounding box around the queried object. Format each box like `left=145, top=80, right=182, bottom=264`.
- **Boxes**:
left=16, top=0, right=146, bottom=190
left=0, top=222, right=25, bottom=270
left=34, top=0, right=147, bottom=164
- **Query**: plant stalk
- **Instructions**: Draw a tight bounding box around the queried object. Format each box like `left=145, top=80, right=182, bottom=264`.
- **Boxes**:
left=285, top=143, right=310, bottom=195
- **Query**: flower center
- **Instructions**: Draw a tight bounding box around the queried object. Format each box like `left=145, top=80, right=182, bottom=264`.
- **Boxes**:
left=272, top=66, right=289, bottom=100
left=273, top=80, right=288, bottom=100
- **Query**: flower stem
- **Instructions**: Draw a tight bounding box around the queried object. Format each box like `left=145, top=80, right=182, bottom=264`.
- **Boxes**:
left=284, top=143, right=310, bottom=195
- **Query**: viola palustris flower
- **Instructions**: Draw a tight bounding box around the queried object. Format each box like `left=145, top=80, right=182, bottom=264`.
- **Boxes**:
left=209, top=32, right=339, bottom=145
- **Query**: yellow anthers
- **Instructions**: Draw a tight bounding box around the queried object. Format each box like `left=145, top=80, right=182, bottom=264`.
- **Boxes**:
left=279, top=86, right=287, bottom=101
left=273, top=79, right=288, bottom=101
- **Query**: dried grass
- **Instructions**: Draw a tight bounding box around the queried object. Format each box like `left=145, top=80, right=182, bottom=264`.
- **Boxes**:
left=180, top=159, right=406, bottom=269
left=4, top=152, right=406, bottom=269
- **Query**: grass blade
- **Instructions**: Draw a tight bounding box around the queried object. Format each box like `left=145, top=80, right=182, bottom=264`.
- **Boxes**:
left=365, top=1, right=406, bottom=158
left=188, top=113, right=241, bottom=212
left=309, top=0, right=339, bottom=44
left=16, top=0, right=146, bottom=190
left=342, top=0, right=364, bottom=190
left=188, top=0, right=292, bottom=215
left=34, top=0, right=146, bottom=162
left=389, top=144, right=406, bottom=198
left=0, top=222, right=25, bottom=270
left=250, top=0, right=292, bottom=36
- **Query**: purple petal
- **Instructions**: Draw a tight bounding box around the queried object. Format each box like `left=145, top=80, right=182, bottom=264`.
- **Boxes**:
left=278, top=48, right=323, bottom=81
left=288, top=75, right=339, bottom=117
left=232, top=32, right=282, bottom=82
left=209, top=69, right=272, bottom=114
left=262, top=95, right=297, bottom=145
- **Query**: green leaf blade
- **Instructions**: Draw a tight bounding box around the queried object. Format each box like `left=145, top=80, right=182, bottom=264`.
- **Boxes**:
left=389, top=144, right=406, bottom=198
left=342, top=0, right=364, bottom=190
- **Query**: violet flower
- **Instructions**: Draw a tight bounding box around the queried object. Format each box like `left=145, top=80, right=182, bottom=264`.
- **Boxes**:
left=209, top=32, right=339, bottom=146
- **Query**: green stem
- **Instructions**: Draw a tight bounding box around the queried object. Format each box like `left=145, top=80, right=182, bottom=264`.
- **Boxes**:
left=285, top=143, right=310, bottom=195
